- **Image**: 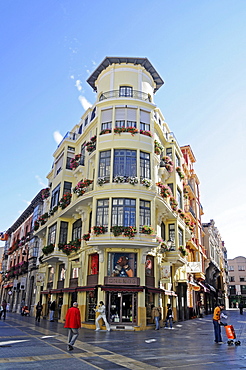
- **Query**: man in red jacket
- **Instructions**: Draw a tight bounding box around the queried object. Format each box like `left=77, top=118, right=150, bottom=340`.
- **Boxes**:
left=64, top=302, right=81, bottom=351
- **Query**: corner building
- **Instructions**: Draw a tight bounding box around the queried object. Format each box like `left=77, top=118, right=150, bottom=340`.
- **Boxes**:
left=35, top=57, right=196, bottom=330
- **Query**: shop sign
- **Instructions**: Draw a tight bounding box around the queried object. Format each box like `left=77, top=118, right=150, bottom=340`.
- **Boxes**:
left=105, top=277, right=140, bottom=285
left=36, top=273, right=45, bottom=286
left=13, top=279, right=18, bottom=291
left=186, top=262, right=202, bottom=273
left=20, top=277, right=26, bottom=290
left=160, top=263, right=170, bottom=282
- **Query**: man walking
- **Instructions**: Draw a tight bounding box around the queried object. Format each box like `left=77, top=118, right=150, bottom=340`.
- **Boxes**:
left=95, top=301, right=110, bottom=331
left=213, top=304, right=225, bottom=344
left=64, top=302, right=81, bottom=351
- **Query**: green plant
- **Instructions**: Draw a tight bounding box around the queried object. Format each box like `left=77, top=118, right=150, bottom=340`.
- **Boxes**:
left=82, top=233, right=90, bottom=241
left=141, top=178, right=152, bottom=188
left=111, top=225, right=124, bottom=237
left=176, top=166, right=185, bottom=179
left=58, top=239, right=81, bottom=255
left=154, top=140, right=164, bottom=155
left=100, top=129, right=112, bottom=135
left=179, top=245, right=187, bottom=257
left=42, top=244, right=55, bottom=256
left=141, top=225, right=154, bottom=235
left=58, top=192, right=72, bottom=209
left=156, top=182, right=173, bottom=198
left=93, top=225, right=107, bottom=235
left=170, top=196, right=178, bottom=211
left=73, top=179, right=93, bottom=196
left=127, top=176, right=138, bottom=185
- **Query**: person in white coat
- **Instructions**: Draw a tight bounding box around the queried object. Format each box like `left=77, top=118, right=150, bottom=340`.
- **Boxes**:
left=95, top=301, right=110, bottom=331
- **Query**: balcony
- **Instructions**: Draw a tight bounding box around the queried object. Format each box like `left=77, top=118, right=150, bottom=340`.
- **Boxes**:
left=57, top=131, right=79, bottom=148
left=99, top=90, right=151, bottom=102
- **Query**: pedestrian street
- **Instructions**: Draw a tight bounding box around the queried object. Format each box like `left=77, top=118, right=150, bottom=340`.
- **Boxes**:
left=0, top=309, right=245, bottom=369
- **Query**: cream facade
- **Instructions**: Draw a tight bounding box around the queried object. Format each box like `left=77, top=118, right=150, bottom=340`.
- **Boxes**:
left=1, top=57, right=228, bottom=330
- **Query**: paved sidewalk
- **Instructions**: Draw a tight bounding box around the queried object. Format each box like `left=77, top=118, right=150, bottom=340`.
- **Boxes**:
left=0, top=309, right=245, bottom=369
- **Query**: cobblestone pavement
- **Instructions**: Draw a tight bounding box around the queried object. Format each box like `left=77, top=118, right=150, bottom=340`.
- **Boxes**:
left=0, top=309, right=246, bottom=369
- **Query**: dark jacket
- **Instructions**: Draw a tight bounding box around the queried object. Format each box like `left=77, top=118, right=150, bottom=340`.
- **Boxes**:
left=50, top=301, right=56, bottom=311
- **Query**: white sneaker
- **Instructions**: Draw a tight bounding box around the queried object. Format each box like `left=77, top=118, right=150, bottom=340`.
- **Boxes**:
left=107, top=329, right=110, bottom=332
left=95, top=328, right=100, bottom=331
left=164, top=327, right=168, bottom=329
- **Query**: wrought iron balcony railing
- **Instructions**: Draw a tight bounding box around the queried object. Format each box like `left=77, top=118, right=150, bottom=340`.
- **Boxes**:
left=99, top=90, right=151, bottom=102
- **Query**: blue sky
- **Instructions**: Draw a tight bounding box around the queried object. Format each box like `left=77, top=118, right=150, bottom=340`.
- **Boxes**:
left=1, top=0, right=246, bottom=258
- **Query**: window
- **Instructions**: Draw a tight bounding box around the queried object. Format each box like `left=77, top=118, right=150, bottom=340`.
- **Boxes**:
left=59, top=221, right=68, bottom=244
left=50, top=184, right=60, bottom=209
left=229, top=285, right=236, bottom=295
left=114, top=150, right=136, bottom=178
left=168, top=224, right=175, bottom=243
left=90, top=107, right=96, bottom=121
left=240, top=277, right=245, bottom=282
left=238, top=266, right=245, bottom=271
left=145, top=255, right=154, bottom=276
left=241, top=285, right=246, bottom=294
left=48, top=266, right=55, bottom=283
left=177, top=188, right=182, bottom=209
left=119, top=86, right=133, bottom=97
left=101, top=109, right=112, bottom=131
left=229, top=276, right=235, bottom=282
left=54, top=153, right=64, bottom=176
left=71, top=259, right=79, bottom=278
left=167, top=183, right=174, bottom=195
left=96, top=199, right=109, bottom=228
left=88, top=253, right=99, bottom=275
left=108, top=252, right=137, bottom=277
left=178, top=227, right=183, bottom=246
left=140, top=151, right=150, bottom=179
left=140, top=200, right=151, bottom=227
left=63, top=181, right=72, bottom=196
left=161, top=222, right=166, bottom=241
left=228, top=265, right=234, bottom=271
left=175, top=153, right=181, bottom=167
left=48, top=223, right=57, bottom=245
left=84, top=116, right=88, bottom=126
left=140, top=110, right=150, bottom=131
left=112, top=198, right=136, bottom=227
left=166, top=148, right=172, bottom=159
left=115, top=107, right=137, bottom=128
left=99, top=150, right=111, bottom=179
left=66, top=154, right=73, bottom=170
left=58, top=264, right=66, bottom=281
left=72, top=219, right=82, bottom=240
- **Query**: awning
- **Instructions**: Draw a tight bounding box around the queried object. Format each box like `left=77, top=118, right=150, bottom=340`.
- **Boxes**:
left=198, top=282, right=210, bottom=293
left=40, top=290, right=50, bottom=295
left=77, top=286, right=96, bottom=292
left=189, top=282, right=200, bottom=291
left=50, top=289, right=63, bottom=294
left=62, top=287, right=77, bottom=293
left=207, top=284, right=216, bottom=292
left=3, top=283, right=13, bottom=289
left=101, top=286, right=144, bottom=293
left=164, top=290, right=177, bottom=296
left=146, top=287, right=164, bottom=294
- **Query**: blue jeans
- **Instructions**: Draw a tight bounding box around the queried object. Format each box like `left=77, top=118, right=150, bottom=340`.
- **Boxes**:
left=213, top=319, right=222, bottom=342
left=68, top=328, right=79, bottom=346
left=154, top=316, right=160, bottom=330
left=165, top=317, right=173, bottom=328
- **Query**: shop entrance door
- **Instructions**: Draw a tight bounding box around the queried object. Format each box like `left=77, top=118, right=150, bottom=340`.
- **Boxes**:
left=108, top=292, right=137, bottom=325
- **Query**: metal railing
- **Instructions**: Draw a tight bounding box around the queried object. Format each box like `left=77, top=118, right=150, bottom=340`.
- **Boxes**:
left=58, top=131, right=79, bottom=148
left=99, top=90, right=151, bottom=102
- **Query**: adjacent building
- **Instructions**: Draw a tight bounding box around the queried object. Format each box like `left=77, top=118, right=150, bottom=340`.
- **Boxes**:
left=228, top=256, right=246, bottom=308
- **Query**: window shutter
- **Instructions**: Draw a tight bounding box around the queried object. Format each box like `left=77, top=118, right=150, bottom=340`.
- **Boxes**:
left=127, top=108, right=137, bottom=121
left=140, top=110, right=150, bottom=124
left=101, top=109, right=112, bottom=123
left=115, top=107, right=125, bottom=120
